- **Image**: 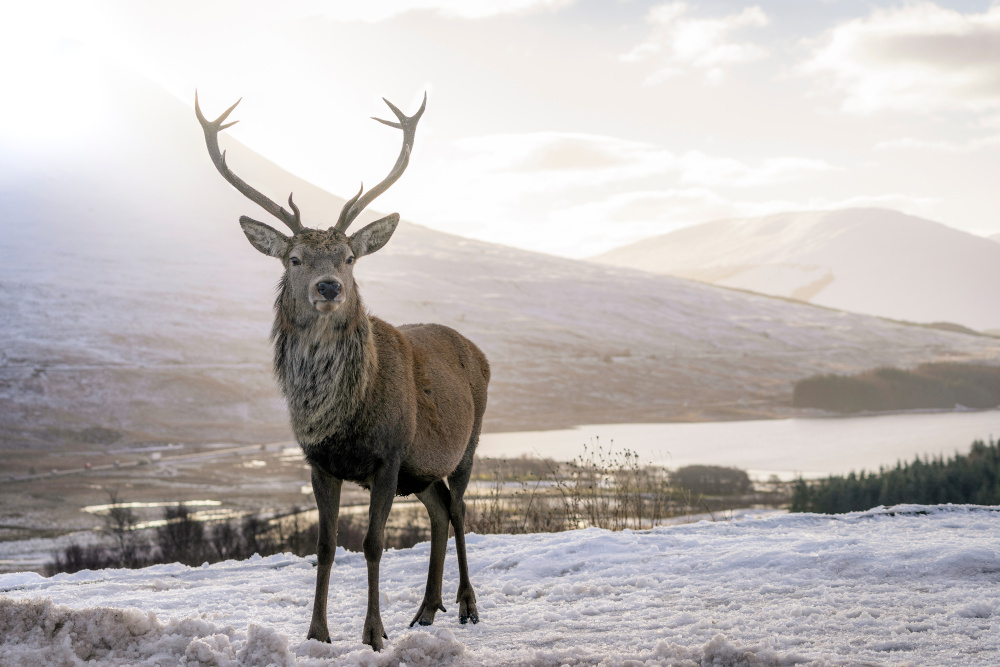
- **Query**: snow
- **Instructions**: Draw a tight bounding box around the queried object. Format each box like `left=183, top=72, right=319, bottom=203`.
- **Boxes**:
left=3, top=505, right=1000, bottom=665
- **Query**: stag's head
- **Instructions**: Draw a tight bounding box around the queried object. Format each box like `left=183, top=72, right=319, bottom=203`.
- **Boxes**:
left=195, top=92, right=425, bottom=321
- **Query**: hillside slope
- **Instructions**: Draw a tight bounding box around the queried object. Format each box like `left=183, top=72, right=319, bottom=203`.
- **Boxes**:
left=594, top=208, right=1000, bottom=332
left=2, top=66, right=1000, bottom=447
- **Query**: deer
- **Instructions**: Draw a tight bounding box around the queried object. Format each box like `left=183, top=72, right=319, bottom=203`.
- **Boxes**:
left=195, top=91, right=489, bottom=652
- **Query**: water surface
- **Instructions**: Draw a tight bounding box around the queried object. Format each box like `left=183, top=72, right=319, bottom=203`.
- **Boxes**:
left=479, top=410, right=1000, bottom=479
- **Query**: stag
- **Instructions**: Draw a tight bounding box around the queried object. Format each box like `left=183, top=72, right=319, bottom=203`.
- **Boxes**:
left=195, top=92, right=489, bottom=651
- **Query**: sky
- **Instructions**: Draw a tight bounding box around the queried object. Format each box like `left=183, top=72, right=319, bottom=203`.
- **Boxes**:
left=3, top=0, right=1000, bottom=257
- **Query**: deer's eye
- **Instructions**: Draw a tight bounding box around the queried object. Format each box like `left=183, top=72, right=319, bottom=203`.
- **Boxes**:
left=289, top=257, right=302, bottom=266
left=346, top=256, right=355, bottom=265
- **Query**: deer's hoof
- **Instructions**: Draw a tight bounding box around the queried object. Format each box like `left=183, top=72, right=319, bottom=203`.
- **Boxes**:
left=409, top=600, right=447, bottom=627
left=307, top=623, right=331, bottom=643
left=458, top=589, right=479, bottom=625
left=458, top=599, right=479, bottom=624
left=362, top=621, right=388, bottom=652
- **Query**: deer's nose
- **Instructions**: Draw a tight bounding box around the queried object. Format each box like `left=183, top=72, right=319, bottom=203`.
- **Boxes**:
left=316, top=280, right=342, bottom=300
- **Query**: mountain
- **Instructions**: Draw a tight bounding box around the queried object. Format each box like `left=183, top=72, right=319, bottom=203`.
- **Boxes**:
left=2, top=64, right=1000, bottom=448
left=593, top=209, right=1000, bottom=332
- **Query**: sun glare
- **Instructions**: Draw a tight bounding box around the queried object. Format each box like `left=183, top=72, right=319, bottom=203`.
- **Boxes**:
left=0, top=4, right=118, bottom=151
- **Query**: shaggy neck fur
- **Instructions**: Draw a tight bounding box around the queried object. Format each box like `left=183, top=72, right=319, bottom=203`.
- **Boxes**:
left=271, top=279, right=377, bottom=446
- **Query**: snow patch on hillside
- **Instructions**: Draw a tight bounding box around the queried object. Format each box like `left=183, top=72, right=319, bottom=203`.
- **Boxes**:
left=3, top=505, right=1000, bottom=665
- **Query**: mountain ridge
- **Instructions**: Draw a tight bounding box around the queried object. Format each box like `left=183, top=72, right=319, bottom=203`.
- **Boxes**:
left=593, top=208, right=1000, bottom=332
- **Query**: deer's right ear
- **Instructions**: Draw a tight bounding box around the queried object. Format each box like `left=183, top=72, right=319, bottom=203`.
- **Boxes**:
left=240, top=216, right=290, bottom=258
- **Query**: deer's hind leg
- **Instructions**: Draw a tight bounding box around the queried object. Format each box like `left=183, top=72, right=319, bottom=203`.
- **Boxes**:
left=448, top=453, right=479, bottom=624
left=410, top=480, right=452, bottom=627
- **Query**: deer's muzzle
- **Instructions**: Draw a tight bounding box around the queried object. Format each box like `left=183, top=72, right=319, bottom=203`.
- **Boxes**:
left=311, top=277, right=345, bottom=313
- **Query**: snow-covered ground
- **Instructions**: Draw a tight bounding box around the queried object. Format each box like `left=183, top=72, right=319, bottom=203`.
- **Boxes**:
left=3, top=505, right=999, bottom=666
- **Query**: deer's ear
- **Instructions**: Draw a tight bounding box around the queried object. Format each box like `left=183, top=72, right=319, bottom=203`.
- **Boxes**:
left=240, top=216, right=290, bottom=257
left=349, top=213, right=399, bottom=258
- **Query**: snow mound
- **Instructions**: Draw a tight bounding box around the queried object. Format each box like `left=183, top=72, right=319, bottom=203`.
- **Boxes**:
left=3, top=505, right=1000, bottom=665
left=0, top=597, right=812, bottom=667
left=0, top=597, right=236, bottom=666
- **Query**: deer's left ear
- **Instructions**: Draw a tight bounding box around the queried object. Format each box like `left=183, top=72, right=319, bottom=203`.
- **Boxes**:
left=349, top=213, right=399, bottom=258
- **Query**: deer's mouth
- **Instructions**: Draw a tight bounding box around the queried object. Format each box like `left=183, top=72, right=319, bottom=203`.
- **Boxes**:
left=311, top=295, right=345, bottom=313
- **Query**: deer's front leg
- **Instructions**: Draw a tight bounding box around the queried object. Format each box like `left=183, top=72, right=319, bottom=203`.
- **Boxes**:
left=362, top=459, right=399, bottom=651
left=308, top=466, right=342, bottom=643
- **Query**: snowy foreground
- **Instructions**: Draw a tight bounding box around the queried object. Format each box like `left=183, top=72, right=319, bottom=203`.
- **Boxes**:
left=2, top=506, right=999, bottom=666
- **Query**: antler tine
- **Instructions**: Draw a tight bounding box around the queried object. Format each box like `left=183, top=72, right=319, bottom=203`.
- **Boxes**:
left=195, top=91, right=304, bottom=234
left=334, top=183, right=365, bottom=231
left=334, top=92, right=427, bottom=233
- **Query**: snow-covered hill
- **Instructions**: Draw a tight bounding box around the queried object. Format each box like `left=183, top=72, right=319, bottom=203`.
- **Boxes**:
left=594, top=208, right=1000, bottom=332
left=2, top=505, right=999, bottom=665
left=3, top=66, right=1000, bottom=447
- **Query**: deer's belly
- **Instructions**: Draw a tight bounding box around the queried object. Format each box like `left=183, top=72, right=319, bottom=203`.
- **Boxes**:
left=301, top=434, right=453, bottom=497
left=300, top=436, right=379, bottom=486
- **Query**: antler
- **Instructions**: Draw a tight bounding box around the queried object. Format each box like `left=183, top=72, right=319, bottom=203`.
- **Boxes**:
left=195, top=92, right=304, bottom=234
left=333, top=92, right=427, bottom=233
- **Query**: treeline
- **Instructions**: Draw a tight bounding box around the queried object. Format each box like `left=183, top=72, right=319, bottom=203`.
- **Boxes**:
left=47, top=499, right=427, bottom=576
left=793, top=362, right=1000, bottom=413
left=791, top=439, right=1000, bottom=514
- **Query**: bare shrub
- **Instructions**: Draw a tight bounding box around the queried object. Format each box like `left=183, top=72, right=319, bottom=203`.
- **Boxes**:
left=102, top=489, right=152, bottom=568
left=208, top=520, right=243, bottom=561
left=466, top=440, right=749, bottom=535
left=240, top=513, right=276, bottom=557
left=156, top=504, right=209, bottom=566
left=45, top=543, right=113, bottom=575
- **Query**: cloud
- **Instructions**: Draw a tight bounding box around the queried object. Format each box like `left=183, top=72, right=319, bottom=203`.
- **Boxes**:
left=801, top=3, right=1000, bottom=114
left=874, top=135, right=1000, bottom=153
left=454, top=133, right=673, bottom=190
left=676, top=153, right=835, bottom=188
left=310, top=0, right=574, bottom=22
left=622, top=2, right=769, bottom=84
left=452, top=132, right=836, bottom=190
